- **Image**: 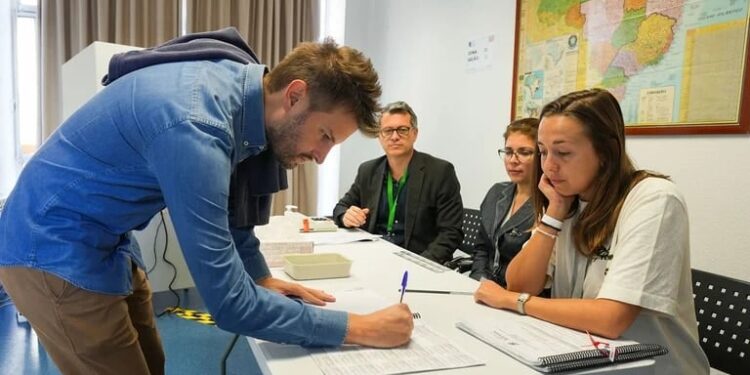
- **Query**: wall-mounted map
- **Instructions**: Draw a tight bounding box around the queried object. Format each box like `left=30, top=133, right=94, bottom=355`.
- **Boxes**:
left=512, top=0, right=750, bottom=134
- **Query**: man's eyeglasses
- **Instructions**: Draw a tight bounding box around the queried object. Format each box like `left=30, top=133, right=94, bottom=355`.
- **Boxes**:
left=379, top=126, right=413, bottom=138
left=498, top=148, right=535, bottom=162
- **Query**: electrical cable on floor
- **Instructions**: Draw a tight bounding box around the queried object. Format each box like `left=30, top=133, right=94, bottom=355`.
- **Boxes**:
left=146, top=212, right=166, bottom=275
left=154, top=211, right=181, bottom=317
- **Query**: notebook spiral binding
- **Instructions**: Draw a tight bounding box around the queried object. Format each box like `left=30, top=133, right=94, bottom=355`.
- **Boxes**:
left=539, top=348, right=603, bottom=366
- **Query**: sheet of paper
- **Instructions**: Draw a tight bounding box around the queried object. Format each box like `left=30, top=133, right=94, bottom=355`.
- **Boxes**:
left=321, top=286, right=392, bottom=315
left=300, top=229, right=381, bottom=245
left=308, top=323, right=484, bottom=375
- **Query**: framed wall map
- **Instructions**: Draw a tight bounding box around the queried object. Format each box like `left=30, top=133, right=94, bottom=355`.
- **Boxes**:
left=511, top=0, right=750, bottom=135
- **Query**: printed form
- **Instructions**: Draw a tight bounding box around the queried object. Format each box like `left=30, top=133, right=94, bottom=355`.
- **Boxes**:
left=267, top=285, right=484, bottom=375
left=308, top=323, right=483, bottom=375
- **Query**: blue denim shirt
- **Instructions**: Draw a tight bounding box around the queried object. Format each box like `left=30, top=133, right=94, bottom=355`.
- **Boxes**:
left=0, top=59, right=348, bottom=347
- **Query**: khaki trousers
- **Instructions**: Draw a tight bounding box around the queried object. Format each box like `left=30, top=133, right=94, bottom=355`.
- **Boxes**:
left=0, top=266, right=165, bottom=375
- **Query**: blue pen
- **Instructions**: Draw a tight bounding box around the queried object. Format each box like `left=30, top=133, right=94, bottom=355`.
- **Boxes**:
left=399, top=270, right=408, bottom=303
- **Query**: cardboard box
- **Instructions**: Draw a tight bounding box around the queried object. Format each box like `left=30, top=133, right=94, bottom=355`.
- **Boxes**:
left=260, top=241, right=314, bottom=267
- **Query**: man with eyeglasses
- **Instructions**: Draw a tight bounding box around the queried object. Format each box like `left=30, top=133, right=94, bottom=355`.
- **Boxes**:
left=333, top=101, right=463, bottom=264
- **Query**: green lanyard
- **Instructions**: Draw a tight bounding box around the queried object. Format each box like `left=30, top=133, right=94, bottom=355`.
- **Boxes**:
left=386, top=169, right=409, bottom=233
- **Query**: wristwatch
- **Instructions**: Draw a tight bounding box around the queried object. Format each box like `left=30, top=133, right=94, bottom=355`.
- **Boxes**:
left=516, top=293, right=531, bottom=315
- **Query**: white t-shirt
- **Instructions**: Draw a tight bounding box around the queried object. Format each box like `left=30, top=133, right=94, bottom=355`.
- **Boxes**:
left=546, top=177, right=709, bottom=374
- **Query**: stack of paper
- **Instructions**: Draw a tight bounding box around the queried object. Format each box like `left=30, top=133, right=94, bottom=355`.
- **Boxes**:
left=255, top=216, right=314, bottom=267
left=260, top=241, right=314, bottom=267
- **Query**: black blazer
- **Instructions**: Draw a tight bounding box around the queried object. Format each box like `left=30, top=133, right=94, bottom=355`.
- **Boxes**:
left=469, top=182, right=534, bottom=285
left=333, top=151, right=464, bottom=264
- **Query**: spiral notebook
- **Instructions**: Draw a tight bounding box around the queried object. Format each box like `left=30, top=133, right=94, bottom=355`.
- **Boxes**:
left=456, top=318, right=667, bottom=373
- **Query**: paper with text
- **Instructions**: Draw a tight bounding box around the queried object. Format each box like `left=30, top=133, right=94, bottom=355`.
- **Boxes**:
left=309, top=323, right=483, bottom=375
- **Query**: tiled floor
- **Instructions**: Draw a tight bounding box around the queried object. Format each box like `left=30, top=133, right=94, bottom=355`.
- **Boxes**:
left=0, top=288, right=262, bottom=374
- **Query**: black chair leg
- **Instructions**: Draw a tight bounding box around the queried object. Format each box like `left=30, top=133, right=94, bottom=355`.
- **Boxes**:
left=221, top=333, right=240, bottom=375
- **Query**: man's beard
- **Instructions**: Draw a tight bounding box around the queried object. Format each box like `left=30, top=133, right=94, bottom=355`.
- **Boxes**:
left=267, top=111, right=309, bottom=169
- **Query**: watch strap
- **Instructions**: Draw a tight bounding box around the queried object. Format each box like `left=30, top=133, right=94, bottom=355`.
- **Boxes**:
left=541, top=214, right=563, bottom=231
left=516, top=292, right=531, bottom=315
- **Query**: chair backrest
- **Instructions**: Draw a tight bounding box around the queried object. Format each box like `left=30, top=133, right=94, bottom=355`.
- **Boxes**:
left=459, top=208, right=482, bottom=255
left=691, top=268, right=750, bottom=375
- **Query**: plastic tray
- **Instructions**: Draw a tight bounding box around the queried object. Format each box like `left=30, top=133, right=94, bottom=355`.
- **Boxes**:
left=283, top=253, right=352, bottom=280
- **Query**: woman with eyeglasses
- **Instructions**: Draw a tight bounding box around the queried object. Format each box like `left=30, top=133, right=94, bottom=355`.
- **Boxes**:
left=473, top=89, right=708, bottom=374
left=469, top=118, right=539, bottom=287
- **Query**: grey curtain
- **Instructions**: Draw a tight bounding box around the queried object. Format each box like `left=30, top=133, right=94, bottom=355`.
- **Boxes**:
left=187, top=0, right=321, bottom=216
left=40, top=0, right=180, bottom=140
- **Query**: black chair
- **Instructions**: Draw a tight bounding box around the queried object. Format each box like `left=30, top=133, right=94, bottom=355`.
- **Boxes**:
left=444, top=208, right=482, bottom=273
left=691, top=268, right=750, bottom=375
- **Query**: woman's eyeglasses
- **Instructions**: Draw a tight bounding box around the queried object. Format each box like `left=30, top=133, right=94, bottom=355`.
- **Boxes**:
left=498, top=148, right=535, bottom=162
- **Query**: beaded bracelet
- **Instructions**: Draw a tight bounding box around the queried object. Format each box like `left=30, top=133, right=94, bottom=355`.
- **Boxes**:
left=534, top=227, right=558, bottom=240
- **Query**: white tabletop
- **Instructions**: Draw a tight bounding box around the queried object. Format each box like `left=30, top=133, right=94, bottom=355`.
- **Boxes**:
left=248, top=237, right=653, bottom=375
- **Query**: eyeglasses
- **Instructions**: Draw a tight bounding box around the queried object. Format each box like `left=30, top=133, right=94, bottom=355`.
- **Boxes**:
left=498, top=148, right=535, bottom=162
left=379, top=126, right=413, bottom=138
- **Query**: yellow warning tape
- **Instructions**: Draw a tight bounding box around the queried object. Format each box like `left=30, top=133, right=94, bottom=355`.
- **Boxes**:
left=162, top=307, right=215, bottom=325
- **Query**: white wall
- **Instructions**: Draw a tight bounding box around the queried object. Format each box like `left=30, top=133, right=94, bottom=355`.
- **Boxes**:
left=628, top=136, right=750, bottom=281
left=342, top=0, right=749, bottom=281
left=342, top=0, right=512, bottom=208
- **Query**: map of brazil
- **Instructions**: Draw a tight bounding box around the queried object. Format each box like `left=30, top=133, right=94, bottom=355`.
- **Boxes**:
left=513, top=0, right=750, bottom=128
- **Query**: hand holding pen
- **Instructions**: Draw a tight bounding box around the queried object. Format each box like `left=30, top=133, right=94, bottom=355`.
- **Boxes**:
left=341, top=270, right=413, bottom=348
left=343, top=304, right=414, bottom=348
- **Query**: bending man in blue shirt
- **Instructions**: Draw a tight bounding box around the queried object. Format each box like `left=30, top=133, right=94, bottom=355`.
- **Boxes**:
left=0, top=28, right=413, bottom=375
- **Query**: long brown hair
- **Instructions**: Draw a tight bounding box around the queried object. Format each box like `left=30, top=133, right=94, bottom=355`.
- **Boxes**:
left=533, top=88, right=667, bottom=256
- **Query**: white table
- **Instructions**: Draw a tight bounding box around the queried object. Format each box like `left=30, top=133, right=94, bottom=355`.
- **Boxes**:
left=248, top=238, right=653, bottom=374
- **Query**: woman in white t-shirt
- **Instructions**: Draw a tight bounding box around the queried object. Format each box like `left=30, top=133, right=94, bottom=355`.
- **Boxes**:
left=473, top=88, right=709, bottom=374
